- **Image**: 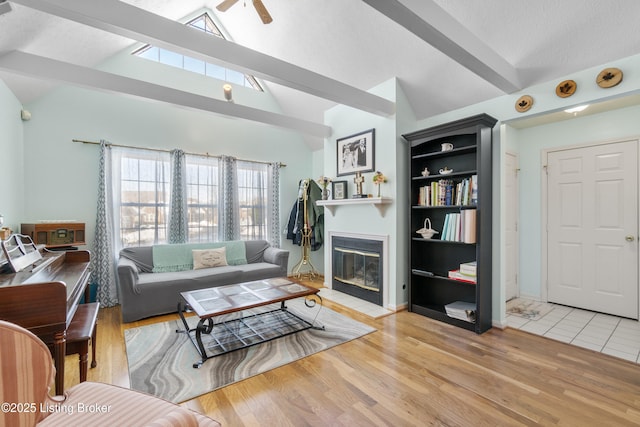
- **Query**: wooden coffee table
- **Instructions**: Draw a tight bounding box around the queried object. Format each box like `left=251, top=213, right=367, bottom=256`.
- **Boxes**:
left=177, top=277, right=323, bottom=368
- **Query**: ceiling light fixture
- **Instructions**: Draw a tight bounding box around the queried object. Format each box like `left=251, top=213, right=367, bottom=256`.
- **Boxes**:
left=223, top=84, right=233, bottom=102
left=564, top=105, right=589, bottom=114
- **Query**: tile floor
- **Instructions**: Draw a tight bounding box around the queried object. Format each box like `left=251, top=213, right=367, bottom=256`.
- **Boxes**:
left=507, top=300, right=640, bottom=364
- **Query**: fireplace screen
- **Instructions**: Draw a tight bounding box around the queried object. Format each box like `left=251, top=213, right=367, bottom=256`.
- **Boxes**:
left=333, top=248, right=380, bottom=291
left=332, top=236, right=383, bottom=305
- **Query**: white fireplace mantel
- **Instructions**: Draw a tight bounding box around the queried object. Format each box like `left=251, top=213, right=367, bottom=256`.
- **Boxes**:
left=316, top=197, right=392, bottom=216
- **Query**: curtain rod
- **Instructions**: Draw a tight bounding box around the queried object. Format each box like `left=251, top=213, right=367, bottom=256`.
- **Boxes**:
left=72, top=139, right=286, bottom=167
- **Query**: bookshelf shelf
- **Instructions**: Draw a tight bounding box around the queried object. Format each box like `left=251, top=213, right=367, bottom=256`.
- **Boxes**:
left=411, top=237, right=475, bottom=245
left=411, top=170, right=477, bottom=181
left=403, top=114, right=497, bottom=334
left=412, top=205, right=478, bottom=210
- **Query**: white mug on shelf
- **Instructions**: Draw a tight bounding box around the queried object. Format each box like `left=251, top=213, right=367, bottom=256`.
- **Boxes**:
left=441, top=142, right=453, bottom=151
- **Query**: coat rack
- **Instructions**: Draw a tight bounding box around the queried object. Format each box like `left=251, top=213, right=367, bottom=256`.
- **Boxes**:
left=292, top=179, right=319, bottom=280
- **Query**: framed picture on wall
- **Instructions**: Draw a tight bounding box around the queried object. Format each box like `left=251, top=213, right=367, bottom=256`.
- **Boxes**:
left=332, top=180, right=348, bottom=200
left=336, top=128, right=375, bottom=176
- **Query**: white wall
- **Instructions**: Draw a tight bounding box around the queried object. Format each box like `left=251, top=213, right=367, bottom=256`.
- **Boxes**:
left=22, top=84, right=314, bottom=270
left=0, top=80, right=25, bottom=232
left=323, top=78, right=408, bottom=309
left=513, top=104, right=640, bottom=299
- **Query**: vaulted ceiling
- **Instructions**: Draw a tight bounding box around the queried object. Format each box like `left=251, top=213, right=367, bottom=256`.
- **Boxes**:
left=1, top=0, right=640, bottom=149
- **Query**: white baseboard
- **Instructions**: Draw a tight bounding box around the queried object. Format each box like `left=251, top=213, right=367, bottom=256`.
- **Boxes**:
left=492, top=319, right=508, bottom=330
left=517, top=292, right=544, bottom=302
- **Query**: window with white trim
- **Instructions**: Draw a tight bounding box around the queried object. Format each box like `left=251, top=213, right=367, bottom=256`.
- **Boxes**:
left=185, top=155, right=220, bottom=242
left=114, top=148, right=274, bottom=248
left=133, top=13, right=263, bottom=91
left=237, top=161, right=268, bottom=241
left=118, top=150, right=171, bottom=247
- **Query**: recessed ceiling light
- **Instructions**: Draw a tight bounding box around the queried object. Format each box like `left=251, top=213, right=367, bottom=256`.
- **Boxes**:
left=564, top=105, right=589, bottom=114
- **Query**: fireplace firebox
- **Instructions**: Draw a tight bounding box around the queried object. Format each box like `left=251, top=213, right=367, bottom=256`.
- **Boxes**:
left=332, top=236, right=383, bottom=306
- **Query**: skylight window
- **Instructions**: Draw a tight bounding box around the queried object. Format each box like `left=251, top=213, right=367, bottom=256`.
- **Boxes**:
left=133, top=13, right=263, bottom=91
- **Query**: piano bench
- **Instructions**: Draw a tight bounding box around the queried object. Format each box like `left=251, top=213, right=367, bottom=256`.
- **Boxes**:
left=65, top=302, right=100, bottom=383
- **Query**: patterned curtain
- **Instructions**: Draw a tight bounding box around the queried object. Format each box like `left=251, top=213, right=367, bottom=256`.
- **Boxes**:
left=267, top=162, right=281, bottom=248
left=168, top=149, right=187, bottom=243
left=218, top=155, right=239, bottom=241
left=91, top=141, right=118, bottom=307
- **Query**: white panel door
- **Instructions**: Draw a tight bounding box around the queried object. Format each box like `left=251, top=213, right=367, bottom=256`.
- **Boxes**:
left=547, top=140, right=638, bottom=319
left=505, top=152, right=519, bottom=301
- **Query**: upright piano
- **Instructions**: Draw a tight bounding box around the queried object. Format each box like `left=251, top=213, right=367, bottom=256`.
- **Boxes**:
left=0, top=234, right=91, bottom=395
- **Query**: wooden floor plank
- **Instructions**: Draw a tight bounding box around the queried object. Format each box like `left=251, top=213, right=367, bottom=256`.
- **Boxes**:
left=66, top=279, right=640, bottom=426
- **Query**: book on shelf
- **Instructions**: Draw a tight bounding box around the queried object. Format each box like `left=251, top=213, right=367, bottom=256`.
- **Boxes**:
left=470, top=174, right=478, bottom=205
left=462, top=209, right=476, bottom=243
left=459, top=261, right=477, bottom=276
left=444, top=301, right=476, bottom=323
left=440, top=210, right=476, bottom=243
left=416, top=177, right=477, bottom=208
left=447, top=269, right=477, bottom=284
left=452, top=213, right=458, bottom=241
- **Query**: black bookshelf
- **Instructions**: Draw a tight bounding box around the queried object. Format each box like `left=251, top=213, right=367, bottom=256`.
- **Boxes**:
left=403, top=114, right=497, bottom=334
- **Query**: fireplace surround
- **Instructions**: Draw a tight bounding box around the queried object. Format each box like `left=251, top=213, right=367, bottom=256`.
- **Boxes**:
left=329, top=232, right=388, bottom=307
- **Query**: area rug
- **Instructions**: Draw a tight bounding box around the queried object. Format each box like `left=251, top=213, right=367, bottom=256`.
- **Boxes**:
left=124, top=299, right=375, bottom=403
left=506, top=298, right=554, bottom=320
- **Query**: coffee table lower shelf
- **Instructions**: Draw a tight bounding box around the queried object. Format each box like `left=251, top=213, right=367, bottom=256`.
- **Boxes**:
left=177, top=301, right=320, bottom=368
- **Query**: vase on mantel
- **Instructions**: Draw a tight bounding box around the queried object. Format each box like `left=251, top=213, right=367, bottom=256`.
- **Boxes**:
left=322, top=188, right=329, bottom=200
left=377, top=185, right=381, bottom=198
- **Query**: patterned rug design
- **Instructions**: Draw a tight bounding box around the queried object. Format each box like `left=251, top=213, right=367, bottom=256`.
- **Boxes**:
left=506, top=298, right=554, bottom=320
left=124, top=299, right=375, bottom=403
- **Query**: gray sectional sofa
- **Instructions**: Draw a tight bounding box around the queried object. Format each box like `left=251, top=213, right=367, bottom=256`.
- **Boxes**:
left=116, top=240, right=289, bottom=322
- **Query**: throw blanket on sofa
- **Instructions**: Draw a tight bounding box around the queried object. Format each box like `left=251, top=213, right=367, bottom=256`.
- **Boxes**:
left=152, top=241, right=247, bottom=273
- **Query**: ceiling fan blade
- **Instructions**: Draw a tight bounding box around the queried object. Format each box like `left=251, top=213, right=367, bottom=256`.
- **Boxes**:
left=253, top=0, right=273, bottom=24
left=216, top=0, right=239, bottom=12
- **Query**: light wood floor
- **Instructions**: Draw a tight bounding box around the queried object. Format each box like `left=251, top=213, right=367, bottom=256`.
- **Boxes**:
left=66, top=279, right=640, bottom=426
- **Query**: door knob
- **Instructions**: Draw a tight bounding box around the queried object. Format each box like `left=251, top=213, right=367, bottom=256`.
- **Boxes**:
left=625, top=235, right=635, bottom=242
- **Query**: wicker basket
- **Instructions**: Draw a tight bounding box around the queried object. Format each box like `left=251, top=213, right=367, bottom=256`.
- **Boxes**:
left=416, top=218, right=438, bottom=239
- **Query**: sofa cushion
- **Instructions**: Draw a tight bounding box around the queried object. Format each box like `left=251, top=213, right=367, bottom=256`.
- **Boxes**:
left=152, top=241, right=247, bottom=272
left=235, top=262, right=283, bottom=282
left=192, top=248, right=228, bottom=270
left=136, top=266, right=242, bottom=288
left=244, top=240, right=270, bottom=263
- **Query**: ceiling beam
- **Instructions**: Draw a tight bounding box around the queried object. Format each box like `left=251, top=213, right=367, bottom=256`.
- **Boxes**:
left=362, top=0, right=521, bottom=93
left=10, top=0, right=396, bottom=117
left=0, top=51, right=332, bottom=137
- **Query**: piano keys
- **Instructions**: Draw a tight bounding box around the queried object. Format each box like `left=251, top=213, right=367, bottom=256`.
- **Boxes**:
left=0, top=234, right=91, bottom=395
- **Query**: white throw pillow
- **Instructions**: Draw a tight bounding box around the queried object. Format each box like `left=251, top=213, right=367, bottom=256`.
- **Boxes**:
left=192, top=247, right=228, bottom=269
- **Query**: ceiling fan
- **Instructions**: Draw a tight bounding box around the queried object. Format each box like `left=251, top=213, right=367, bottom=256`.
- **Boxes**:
left=216, top=0, right=273, bottom=25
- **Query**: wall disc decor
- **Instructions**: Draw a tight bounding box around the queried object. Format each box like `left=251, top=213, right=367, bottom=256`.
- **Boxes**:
left=515, top=95, right=534, bottom=113
left=555, top=80, right=577, bottom=98
left=596, top=67, right=623, bottom=88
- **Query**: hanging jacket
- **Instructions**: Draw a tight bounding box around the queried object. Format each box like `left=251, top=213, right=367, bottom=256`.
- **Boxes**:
left=285, top=179, right=324, bottom=250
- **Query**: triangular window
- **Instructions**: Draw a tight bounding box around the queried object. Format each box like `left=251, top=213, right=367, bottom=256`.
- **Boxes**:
left=133, top=13, right=263, bottom=91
